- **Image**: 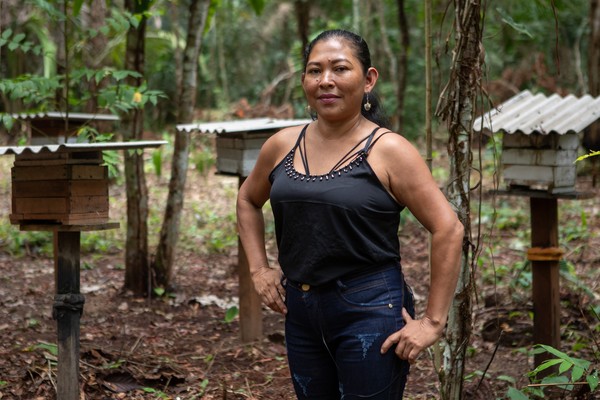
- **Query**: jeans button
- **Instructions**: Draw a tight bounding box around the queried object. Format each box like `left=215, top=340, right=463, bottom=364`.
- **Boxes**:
left=301, top=283, right=310, bottom=291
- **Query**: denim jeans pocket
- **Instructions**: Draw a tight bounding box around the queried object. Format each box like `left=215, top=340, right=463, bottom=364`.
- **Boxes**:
left=335, top=269, right=403, bottom=308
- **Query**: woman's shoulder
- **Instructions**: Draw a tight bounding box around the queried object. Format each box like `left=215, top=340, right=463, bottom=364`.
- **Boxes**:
left=372, top=129, right=419, bottom=160
left=257, top=123, right=307, bottom=166
left=261, top=124, right=305, bottom=154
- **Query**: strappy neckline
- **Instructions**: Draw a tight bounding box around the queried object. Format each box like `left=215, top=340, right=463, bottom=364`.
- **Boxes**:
left=283, top=125, right=389, bottom=183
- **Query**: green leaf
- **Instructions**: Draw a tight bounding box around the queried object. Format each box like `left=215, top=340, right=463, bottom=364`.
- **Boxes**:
left=224, top=306, right=239, bottom=323
left=153, top=287, right=165, bottom=297
left=1, top=28, right=12, bottom=39
left=529, top=358, right=562, bottom=376
left=558, top=360, right=572, bottom=375
left=506, top=387, right=529, bottom=400
left=587, top=373, right=599, bottom=392
left=34, top=341, right=58, bottom=356
left=572, top=366, right=585, bottom=382
left=13, top=33, right=26, bottom=43
left=72, top=0, right=85, bottom=16
left=247, top=0, right=266, bottom=15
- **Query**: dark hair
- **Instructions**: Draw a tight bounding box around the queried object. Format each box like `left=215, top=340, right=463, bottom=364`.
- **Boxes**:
left=303, top=29, right=390, bottom=129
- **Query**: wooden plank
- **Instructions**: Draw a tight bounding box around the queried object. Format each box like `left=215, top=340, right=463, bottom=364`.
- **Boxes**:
left=529, top=197, right=561, bottom=372
left=70, top=165, right=107, bottom=180
left=14, top=151, right=103, bottom=166
left=14, top=197, right=68, bottom=214
left=13, top=181, right=71, bottom=197
left=54, top=231, right=83, bottom=400
left=13, top=180, right=108, bottom=197
left=12, top=165, right=69, bottom=181
left=12, top=165, right=107, bottom=181
left=70, top=180, right=108, bottom=196
left=12, top=196, right=108, bottom=217
left=9, top=211, right=109, bottom=225
left=19, top=222, right=119, bottom=232
left=69, top=196, right=109, bottom=213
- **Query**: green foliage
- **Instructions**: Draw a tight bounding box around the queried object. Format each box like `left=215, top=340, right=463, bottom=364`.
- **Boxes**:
left=191, top=137, right=216, bottom=178
left=0, top=221, right=52, bottom=257
left=141, top=387, right=170, bottom=399
left=224, top=306, right=239, bottom=323
left=31, top=341, right=58, bottom=357
left=507, top=344, right=599, bottom=398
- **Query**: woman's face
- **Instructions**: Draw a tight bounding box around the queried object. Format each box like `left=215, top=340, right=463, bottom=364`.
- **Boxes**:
left=302, top=38, right=377, bottom=122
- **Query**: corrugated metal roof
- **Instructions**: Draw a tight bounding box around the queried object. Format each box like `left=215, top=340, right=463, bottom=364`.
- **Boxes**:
left=10, top=111, right=120, bottom=122
left=176, top=118, right=312, bottom=134
left=0, top=140, right=166, bottom=156
left=473, top=90, right=600, bottom=135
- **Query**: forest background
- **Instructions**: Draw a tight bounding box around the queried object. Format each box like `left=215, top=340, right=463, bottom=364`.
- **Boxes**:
left=0, top=0, right=599, bottom=399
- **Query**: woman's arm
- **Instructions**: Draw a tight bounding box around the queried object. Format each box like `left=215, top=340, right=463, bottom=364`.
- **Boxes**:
left=374, top=134, right=464, bottom=362
left=236, top=130, right=295, bottom=314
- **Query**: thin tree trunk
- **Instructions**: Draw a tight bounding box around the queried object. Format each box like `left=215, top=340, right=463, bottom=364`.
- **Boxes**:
left=434, top=0, right=482, bottom=398
left=81, top=0, right=108, bottom=114
left=122, top=0, right=150, bottom=296
left=584, top=0, right=600, bottom=185
left=152, top=0, right=210, bottom=289
left=396, top=0, right=409, bottom=132
left=294, top=0, right=311, bottom=58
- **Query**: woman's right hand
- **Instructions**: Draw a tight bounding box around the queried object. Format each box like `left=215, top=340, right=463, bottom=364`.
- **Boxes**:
left=251, top=267, right=287, bottom=314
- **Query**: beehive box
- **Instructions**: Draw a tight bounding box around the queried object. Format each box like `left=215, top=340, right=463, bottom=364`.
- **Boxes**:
left=9, top=151, right=109, bottom=225
left=502, top=132, right=578, bottom=194
left=216, top=131, right=272, bottom=177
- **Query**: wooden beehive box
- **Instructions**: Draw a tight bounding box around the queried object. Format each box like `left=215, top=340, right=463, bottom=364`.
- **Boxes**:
left=216, top=131, right=272, bottom=177
left=9, top=150, right=109, bottom=225
left=502, top=132, right=578, bottom=194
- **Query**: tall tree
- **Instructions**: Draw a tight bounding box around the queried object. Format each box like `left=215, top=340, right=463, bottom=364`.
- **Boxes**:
left=396, top=0, right=409, bottom=132
left=584, top=0, right=600, bottom=185
left=294, top=0, right=311, bottom=57
left=152, top=0, right=211, bottom=288
left=434, top=0, right=483, bottom=397
left=122, top=0, right=152, bottom=296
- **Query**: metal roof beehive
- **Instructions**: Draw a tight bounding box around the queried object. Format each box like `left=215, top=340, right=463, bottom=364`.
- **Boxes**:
left=473, top=90, right=600, bottom=135
left=177, top=118, right=311, bottom=177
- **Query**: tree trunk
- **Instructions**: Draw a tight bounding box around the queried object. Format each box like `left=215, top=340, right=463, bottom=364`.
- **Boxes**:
left=294, top=0, right=311, bottom=58
left=152, top=0, right=210, bottom=289
left=122, top=0, right=150, bottom=296
left=81, top=0, right=108, bottom=114
left=396, top=0, right=410, bottom=133
left=584, top=0, right=600, bottom=185
left=434, top=0, right=482, bottom=398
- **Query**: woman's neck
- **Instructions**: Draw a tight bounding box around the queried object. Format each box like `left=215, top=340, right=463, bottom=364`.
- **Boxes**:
left=312, top=114, right=368, bottom=141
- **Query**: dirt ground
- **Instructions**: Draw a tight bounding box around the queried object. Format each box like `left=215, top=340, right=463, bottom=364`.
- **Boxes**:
left=0, top=155, right=599, bottom=399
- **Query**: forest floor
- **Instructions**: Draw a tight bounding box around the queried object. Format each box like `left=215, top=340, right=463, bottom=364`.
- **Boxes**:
left=0, top=147, right=599, bottom=400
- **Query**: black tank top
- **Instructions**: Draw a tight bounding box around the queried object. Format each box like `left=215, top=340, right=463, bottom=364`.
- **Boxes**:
left=269, top=125, right=404, bottom=285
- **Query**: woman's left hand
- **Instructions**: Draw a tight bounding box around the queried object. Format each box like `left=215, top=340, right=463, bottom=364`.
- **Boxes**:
left=380, top=308, right=444, bottom=363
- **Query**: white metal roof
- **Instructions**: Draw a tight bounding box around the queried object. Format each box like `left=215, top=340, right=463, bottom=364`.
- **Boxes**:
left=473, top=90, right=600, bottom=135
left=10, top=111, right=120, bottom=122
left=0, top=140, right=166, bottom=156
left=176, top=118, right=312, bottom=134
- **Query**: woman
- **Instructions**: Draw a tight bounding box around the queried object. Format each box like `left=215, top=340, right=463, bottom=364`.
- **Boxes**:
left=236, top=29, right=463, bottom=399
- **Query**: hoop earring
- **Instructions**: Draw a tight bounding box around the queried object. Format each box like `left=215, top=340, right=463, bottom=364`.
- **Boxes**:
left=363, top=93, right=372, bottom=111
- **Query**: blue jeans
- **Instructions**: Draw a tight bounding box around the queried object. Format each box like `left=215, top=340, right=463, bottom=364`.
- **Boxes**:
left=284, top=265, right=415, bottom=400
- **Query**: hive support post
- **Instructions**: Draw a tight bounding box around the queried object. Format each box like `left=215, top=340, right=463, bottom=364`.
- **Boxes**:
left=529, top=197, right=561, bottom=368
left=53, top=230, right=84, bottom=400
left=237, top=177, right=263, bottom=342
